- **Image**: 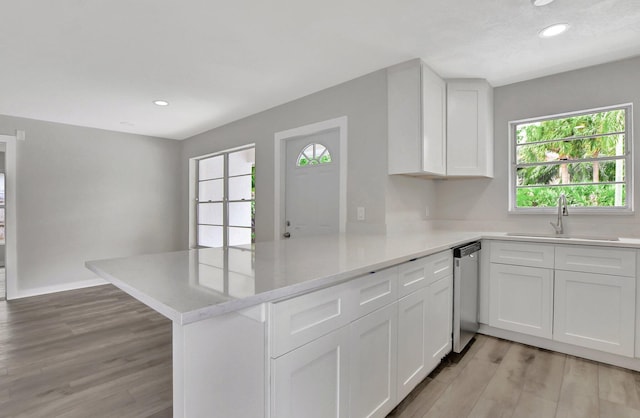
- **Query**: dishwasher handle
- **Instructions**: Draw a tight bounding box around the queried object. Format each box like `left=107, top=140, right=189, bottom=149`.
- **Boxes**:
left=453, top=241, right=481, bottom=258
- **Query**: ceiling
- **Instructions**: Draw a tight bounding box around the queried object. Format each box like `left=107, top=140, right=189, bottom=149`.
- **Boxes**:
left=1, top=0, right=639, bottom=140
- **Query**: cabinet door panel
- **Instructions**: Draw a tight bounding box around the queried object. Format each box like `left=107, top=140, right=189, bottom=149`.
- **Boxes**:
left=489, top=264, right=553, bottom=339
left=446, top=79, right=493, bottom=177
left=350, top=304, right=398, bottom=418
left=427, top=275, right=453, bottom=372
left=397, top=288, right=429, bottom=400
left=271, top=327, right=350, bottom=418
left=554, top=270, right=635, bottom=357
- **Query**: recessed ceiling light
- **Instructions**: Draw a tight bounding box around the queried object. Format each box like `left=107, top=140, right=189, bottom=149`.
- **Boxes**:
left=532, top=0, right=555, bottom=6
left=539, top=23, right=569, bottom=38
left=153, top=100, right=169, bottom=106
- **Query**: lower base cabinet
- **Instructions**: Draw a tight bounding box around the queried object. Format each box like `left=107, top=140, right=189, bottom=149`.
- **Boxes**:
left=427, top=275, right=453, bottom=371
left=271, top=250, right=455, bottom=418
left=271, top=327, right=350, bottom=418
left=350, top=303, right=398, bottom=418
left=396, top=287, right=429, bottom=400
left=554, top=270, right=636, bottom=357
left=489, top=263, right=553, bottom=339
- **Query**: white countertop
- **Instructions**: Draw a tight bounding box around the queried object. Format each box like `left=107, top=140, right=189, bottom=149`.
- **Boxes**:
left=86, top=231, right=640, bottom=325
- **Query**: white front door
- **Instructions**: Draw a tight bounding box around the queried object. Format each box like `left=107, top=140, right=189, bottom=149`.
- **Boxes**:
left=284, top=129, right=340, bottom=239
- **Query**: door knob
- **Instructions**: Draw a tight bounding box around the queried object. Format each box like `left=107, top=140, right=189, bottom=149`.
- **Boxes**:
left=283, top=232, right=291, bottom=238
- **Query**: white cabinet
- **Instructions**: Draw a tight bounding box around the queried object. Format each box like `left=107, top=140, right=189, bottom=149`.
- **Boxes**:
left=350, top=303, right=398, bottom=418
left=271, top=326, right=350, bottom=418
left=489, top=263, right=553, bottom=339
left=270, top=280, right=355, bottom=358
left=388, top=59, right=446, bottom=176
left=426, top=274, right=453, bottom=372
left=396, top=287, right=429, bottom=400
left=387, top=60, right=494, bottom=178
left=554, top=270, right=635, bottom=357
left=398, top=250, right=452, bottom=297
left=446, top=79, right=494, bottom=177
left=270, top=249, right=454, bottom=418
left=485, top=240, right=638, bottom=359
left=490, top=240, right=554, bottom=269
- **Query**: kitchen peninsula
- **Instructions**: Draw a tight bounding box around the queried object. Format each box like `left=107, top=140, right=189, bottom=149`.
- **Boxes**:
left=87, top=231, right=640, bottom=418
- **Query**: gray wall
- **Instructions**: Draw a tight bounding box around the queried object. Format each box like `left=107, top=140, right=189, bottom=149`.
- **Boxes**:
left=0, top=115, right=182, bottom=296
left=433, top=56, right=640, bottom=237
left=180, top=69, right=436, bottom=245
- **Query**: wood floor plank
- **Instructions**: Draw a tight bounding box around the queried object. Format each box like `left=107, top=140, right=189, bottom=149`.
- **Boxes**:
left=598, top=363, right=640, bottom=410
left=555, top=356, right=599, bottom=418
left=0, top=284, right=172, bottom=418
left=522, top=347, right=566, bottom=403
left=422, top=358, right=499, bottom=418
left=431, top=335, right=488, bottom=384
left=472, top=342, right=532, bottom=415
left=388, top=378, right=448, bottom=418
left=511, top=393, right=557, bottom=418
left=599, top=399, right=640, bottom=418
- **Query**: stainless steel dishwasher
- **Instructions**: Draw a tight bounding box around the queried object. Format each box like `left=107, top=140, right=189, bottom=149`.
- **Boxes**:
left=453, top=241, right=481, bottom=353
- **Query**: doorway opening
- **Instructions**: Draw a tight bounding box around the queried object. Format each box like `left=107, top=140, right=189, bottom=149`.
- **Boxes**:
left=0, top=134, right=16, bottom=300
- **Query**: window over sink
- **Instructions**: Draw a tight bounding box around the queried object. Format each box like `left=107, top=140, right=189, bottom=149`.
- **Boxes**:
left=509, top=104, right=633, bottom=213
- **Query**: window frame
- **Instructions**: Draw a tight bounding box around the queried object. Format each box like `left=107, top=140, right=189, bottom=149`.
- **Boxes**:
left=194, top=144, right=255, bottom=248
left=508, top=103, right=633, bottom=215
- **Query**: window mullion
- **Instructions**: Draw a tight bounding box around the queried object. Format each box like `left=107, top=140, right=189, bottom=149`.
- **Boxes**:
left=516, top=155, right=626, bottom=168
left=516, top=131, right=625, bottom=147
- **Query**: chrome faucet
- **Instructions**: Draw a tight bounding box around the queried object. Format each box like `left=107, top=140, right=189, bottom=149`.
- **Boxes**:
left=550, top=193, right=569, bottom=234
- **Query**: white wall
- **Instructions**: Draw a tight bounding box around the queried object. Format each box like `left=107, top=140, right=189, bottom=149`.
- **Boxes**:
left=0, top=114, right=182, bottom=297
left=180, top=69, right=436, bottom=244
left=433, top=56, right=640, bottom=237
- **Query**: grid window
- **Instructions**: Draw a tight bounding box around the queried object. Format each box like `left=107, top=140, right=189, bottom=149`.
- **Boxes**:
left=196, top=146, right=255, bottom=247
left=509, top=104, right=632, bottom=213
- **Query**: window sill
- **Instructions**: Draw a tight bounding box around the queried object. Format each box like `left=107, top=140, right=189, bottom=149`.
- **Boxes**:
left=509, top=207, right=634, bottom=216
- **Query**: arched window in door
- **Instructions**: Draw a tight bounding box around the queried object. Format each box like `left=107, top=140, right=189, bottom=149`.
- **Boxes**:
left=296, top=143, right=332, bottom=167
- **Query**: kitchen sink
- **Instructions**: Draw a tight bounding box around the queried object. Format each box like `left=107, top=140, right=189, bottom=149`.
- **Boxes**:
left=506, top=232, right=620, bottom=241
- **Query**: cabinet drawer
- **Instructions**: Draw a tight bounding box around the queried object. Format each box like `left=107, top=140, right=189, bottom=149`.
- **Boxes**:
left=555, top=245, right=636, bottom=277
left=490, top=241, right=554, bottom=269
left=397, top=251, right=452, bottom=297
left=351, top=267, right=398, bottom=319
left=270, top=282, right=355, bottom=358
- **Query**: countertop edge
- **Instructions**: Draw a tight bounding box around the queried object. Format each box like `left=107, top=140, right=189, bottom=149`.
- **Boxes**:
left=88, top=232, right=640, bottom=325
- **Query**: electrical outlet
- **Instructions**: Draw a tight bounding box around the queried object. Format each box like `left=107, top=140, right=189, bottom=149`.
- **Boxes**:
left=357, top=207, right=365, bottom=221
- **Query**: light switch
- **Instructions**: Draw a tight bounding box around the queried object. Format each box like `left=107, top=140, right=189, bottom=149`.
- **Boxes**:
left=357, top=207, right=365, bottom=221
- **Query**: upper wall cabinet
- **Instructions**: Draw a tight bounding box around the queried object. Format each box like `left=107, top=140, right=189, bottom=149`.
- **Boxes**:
left=388, top=59, right=447, bottom=176
left=446, top=79, right=494, bottom=177
left=387, top=59, right=494, bottom=178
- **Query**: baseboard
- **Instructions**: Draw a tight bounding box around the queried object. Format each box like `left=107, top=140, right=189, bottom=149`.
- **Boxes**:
left=10, top=278, right=109, bottom=300
left=478, top=324, right=640, bottom=372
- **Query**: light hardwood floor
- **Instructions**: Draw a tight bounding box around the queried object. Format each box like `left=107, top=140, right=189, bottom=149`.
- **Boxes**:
left=0, top=284, right=172, bottom=417
left=389, top=334, right=640, bottom=418
left=2, top=284, right=640, bottom=418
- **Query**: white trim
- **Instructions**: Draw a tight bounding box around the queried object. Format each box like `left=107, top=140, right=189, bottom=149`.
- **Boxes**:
left=11, top=278, right=108, bottom=299
left=479, top=324, right=640, bottom=372
left=274, top=117, right=348, bottom=241
left=187, top=144, right=256, bottom=249
left=508, top=103, right=633, bottom=214
left=0, top=134, right=17, bottom=300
